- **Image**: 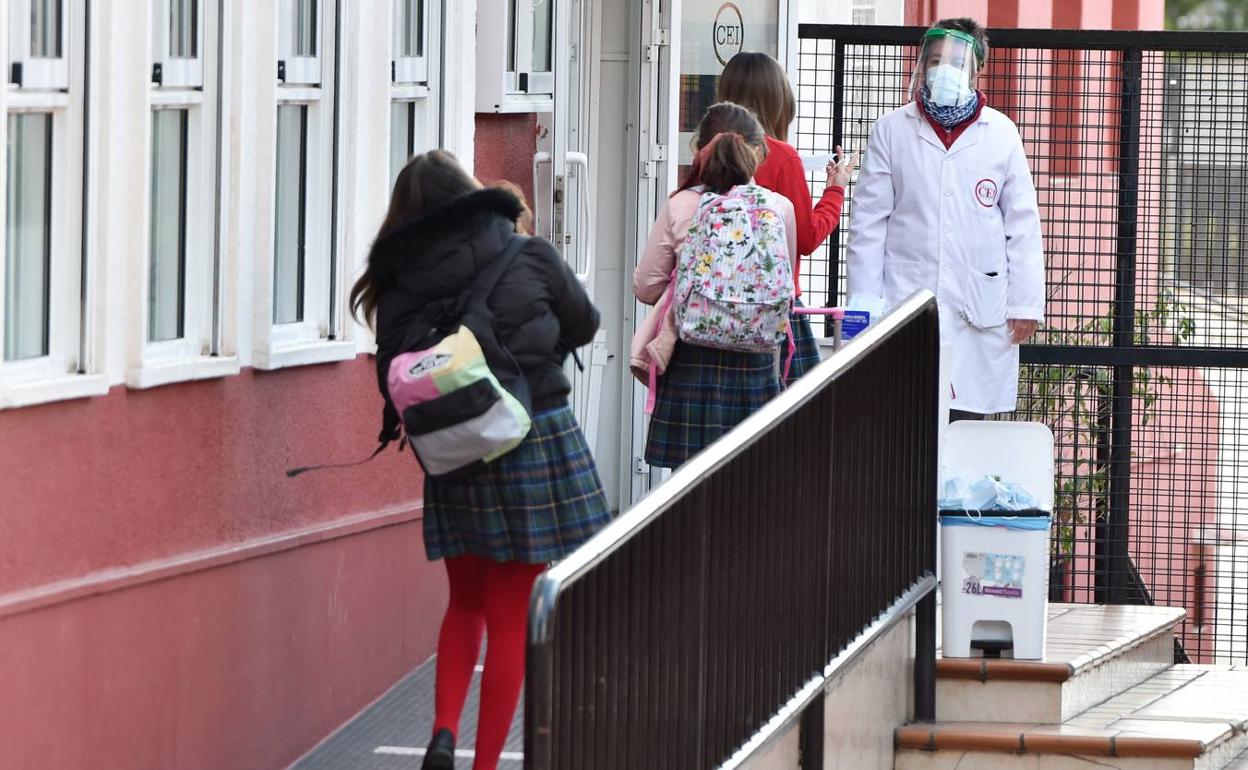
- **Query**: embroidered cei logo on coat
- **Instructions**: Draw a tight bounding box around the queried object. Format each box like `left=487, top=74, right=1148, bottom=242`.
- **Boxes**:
left=975, top=178, right=999, bottom=208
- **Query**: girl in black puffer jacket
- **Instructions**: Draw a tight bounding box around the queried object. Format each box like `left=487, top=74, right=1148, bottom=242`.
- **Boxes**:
left=352, top=151, right=610, bottom=770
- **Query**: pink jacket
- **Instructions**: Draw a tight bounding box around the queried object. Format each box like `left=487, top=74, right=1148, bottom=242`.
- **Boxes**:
left=630, top=187, right=799, bottom=383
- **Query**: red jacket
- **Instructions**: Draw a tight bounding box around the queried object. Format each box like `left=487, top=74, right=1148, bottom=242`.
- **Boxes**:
left=754, top=136, right=846, bottom=296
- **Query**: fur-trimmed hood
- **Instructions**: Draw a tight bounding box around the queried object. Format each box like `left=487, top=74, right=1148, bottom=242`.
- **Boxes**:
left=368, top=187, right=524, bottom=280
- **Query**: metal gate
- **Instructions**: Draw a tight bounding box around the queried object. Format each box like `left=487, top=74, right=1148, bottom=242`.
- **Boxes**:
left=793, top=24, right=1248, bottom=664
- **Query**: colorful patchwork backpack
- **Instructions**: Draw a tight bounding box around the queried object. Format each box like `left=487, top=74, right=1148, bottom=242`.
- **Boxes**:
left=673, top=185, right=795, bottom=354
left=384, top=236, right=533, bottom=477
left=287, top=237, right=532, bottom=480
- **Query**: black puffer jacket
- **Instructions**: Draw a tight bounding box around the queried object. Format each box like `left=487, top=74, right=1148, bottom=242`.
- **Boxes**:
left=370, top=188, right=600, bottom=439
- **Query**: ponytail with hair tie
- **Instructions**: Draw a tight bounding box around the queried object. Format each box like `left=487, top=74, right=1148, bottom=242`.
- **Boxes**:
left=697, top=131, right=759, bottom=194
left=694, top=132, right=745, bottom=163
left=675, top=103, right=767, bottom=196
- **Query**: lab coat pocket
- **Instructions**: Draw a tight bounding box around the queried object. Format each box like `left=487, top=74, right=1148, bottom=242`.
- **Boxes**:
left=962, top=271, right=1008, bottom=330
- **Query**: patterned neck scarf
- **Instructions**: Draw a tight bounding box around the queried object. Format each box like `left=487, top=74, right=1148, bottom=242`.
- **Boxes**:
left=919, top=87, right=981, bottom=129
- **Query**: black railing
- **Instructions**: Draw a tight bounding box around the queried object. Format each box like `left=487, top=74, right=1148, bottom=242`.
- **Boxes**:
left=795, top=24, right=1248, bottom=666
left=526, top=292, right=940, bottom=770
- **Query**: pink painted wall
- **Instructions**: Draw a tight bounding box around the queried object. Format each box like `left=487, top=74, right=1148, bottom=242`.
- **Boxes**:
left=0, top=359, right=445, bottom=769
left=0, top=521, right=442, bottom=770
left=1, top=361, right=421, bottom=594
left=908, top=0, right=989, bottom=24
left=475, top=113, right=540, bottom=208
left=986, top=0, right=1053, bottom=27
left=1114, top=0, right=1166, bottom=31
left=909, top=0, right=1161, bottom=28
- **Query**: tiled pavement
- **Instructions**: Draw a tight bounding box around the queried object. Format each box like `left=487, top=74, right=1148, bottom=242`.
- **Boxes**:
left=292, top=657, right=523, bottom=770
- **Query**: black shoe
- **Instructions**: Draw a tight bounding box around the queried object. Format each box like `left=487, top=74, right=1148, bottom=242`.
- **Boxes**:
left=421, top=728, right=456, bottom=769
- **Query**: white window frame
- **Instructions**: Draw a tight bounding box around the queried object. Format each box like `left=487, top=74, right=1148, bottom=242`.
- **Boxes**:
left=476, top=0, right=554, bottom=113
left=2, top=98, right=79, bottom=383
left=389, top=0, right=434, bottom=188
left=392, top=0, right=428, bottom=85
left=270, top=95, right=332, bottom=352
left=8, top=0, right=70, bottom=91
left=510, top=0, right=554, bottom=95
left=130, top=0, right=236, bottom=389
left=1, top=0, right=106, bottom=408
left=389, top=96, right=417, bottom=189
left=258, top=0, right=351, bottom=370
left=141, top=99, right=213, bottom=362
left=151, top=0, right=204, bottom=89
left=278, top=0, right=322, bottom=86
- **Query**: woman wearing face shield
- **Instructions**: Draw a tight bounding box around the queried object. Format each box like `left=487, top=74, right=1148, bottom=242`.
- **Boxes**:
left=846, top=18, right=1046, bottom=420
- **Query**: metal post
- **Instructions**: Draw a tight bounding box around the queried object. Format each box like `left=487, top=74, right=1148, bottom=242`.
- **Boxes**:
left=914, top=592, right=937, bottom=722
left=799, top=693, right=826, bottom=769
left=1105, top=48, right=1143, bottom=603
left=525, top=576, right=559, bottom=770
left=1094, top=375, right=1113, bottom=604
left=826, top=38, right=846, bottom=336
left=915, top=304, right=940, bottom=722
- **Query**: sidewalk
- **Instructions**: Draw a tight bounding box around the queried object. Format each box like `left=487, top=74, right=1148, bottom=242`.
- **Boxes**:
left=292, top=657, right=523, bottom=769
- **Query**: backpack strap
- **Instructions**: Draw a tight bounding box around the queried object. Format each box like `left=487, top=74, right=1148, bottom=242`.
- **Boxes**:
left=782, top=323, right=796, bottom=387
left=644, top=265, right=680, bottom=416
left=457, top=234, right=529, bottom=317
left=456, top=233, right=534, bottom=414
left=287, top=233, right=530, bottom=480
left=286, top=441, right=393, bottom=478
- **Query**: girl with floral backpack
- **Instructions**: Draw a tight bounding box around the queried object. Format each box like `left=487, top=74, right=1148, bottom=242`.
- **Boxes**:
left=718, top=52, right=858, bottom=384
left=631, top=103, right=799, bottom=469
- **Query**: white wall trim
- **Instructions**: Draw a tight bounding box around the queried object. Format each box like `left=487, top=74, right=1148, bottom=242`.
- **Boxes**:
left=126, top=355, right=242, bottom=390
left=253, top=339, right=357, bottom=370
left=0, top=374, right=110, bottom=409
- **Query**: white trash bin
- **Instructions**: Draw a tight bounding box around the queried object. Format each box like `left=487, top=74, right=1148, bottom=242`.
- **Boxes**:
left=939, top=422, right=1054, bottom=660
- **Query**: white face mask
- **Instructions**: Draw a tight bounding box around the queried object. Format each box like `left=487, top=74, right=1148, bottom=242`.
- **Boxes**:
left=925, top=64, right=975, bottom=108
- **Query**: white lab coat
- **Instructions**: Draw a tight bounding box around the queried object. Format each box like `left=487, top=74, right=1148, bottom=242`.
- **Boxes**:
left=847, top=102, right=1045, bottom=414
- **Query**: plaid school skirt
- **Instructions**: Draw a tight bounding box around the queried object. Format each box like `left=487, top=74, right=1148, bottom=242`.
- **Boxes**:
left=644, top=342, right=780, bottom=469
left=786, top=302, right=822, bottom=385
left=423, top=405, right=612, bottom=564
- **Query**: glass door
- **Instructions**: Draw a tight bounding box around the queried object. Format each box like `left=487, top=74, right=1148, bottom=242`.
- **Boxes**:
left=677, top=0, right=783, bottom=167
left=535, top=0, right=602, bottom=451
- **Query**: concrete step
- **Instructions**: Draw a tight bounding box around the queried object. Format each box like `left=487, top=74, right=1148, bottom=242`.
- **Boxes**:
left=898, top=664, right=1248, bottom=770
left=1225, top=748, right=1248, bottom=769
left=937, top=603, right=1185, bottom=723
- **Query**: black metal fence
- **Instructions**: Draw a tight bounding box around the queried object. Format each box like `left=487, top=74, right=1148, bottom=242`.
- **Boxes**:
left=525, top=293, right=941, bottom=770
left=795, top=24, right=1248, bottom=665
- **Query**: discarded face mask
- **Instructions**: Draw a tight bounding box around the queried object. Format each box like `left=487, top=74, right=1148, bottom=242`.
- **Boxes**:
left=938, top=475, right=1041, bottom=512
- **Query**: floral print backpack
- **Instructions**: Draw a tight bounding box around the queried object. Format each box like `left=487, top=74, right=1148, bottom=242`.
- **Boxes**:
left=673, top=184, right=795, bottom=354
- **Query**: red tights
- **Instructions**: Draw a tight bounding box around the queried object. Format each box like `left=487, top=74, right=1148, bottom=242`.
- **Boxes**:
left=433, top=555, right=546, bottom=770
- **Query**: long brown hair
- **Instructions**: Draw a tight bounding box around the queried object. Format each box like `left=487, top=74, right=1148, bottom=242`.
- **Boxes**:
left=716, top=52, right=796, bottom=141
left=350, top=150, right=480, bottom=328
left=677, top=102, right=767, bottom=195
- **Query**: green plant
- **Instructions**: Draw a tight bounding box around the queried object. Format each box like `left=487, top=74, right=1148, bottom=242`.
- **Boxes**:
left=1017, top=287, right=1195, bottom=558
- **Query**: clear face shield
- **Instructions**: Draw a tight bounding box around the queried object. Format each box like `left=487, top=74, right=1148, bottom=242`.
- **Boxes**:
left=909, top=28, right=983, bottom=108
